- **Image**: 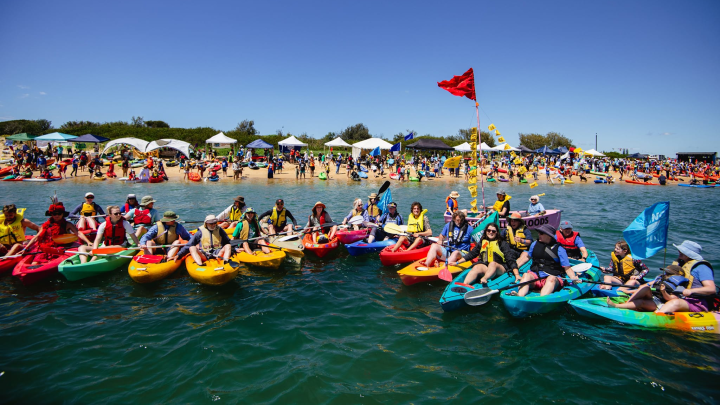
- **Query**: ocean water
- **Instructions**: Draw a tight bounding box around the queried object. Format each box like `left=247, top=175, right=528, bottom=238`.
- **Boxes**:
left=1, top=178, right=718, bottom=403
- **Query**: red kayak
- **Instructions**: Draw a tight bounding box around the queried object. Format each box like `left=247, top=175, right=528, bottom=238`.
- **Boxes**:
left=0, top=256, right=22, bottom=274
left=302, top=234, right=339, bottom=258
left=13, top=245, right=76, bottom=286
left=336, top=228, right=369, bottom=244
left=149, top=176, right=164, bottom=183
left=0, top=166, right=17, bottom=176
left=625, top=180, right=661, bottom=186
left=379, top=244, right=432, bottom=266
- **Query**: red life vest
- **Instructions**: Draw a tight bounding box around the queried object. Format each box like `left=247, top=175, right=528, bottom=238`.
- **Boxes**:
left=555, top=230, right=581, bottom=258
left=39, top=219, right=68, bottom=248
left=104, top=219, right=128, bottom=246
left=133, top=208, right=152, bottom=225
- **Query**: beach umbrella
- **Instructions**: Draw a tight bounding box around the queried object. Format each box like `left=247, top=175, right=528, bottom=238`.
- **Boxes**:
left=34, top=132, right=77, bottom=141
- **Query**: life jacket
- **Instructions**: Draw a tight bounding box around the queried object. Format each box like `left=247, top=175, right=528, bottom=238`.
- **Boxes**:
left=406, top=209, right=428, bottom=233
left=492, top=195, right=512, bottom=215
left=351, top=208, right=364, bottom=217
left=611, top=252, right=641, bottom=282
left=270, top=207, right=287, bottom=226
left=104, top=218, right=128, bottom=246
left=381, top=213, right=401, bottom=225
left=445, top=197, right=458, bottom=213
left=199, top=225, right=222, bottom=250
left=447, top=220, right=469, bottom=247
left=479, top=240, right=505, bottom=264
left=229, top=206, right=243, bottom=221
left=673, top=259, right=714, bottom=288
left=506, top=225, right=529, bottom=251
left=239, top=218, right=261, bottom=240
left=133, top=208, right=152, bottom=225
left=123, top=203, right=138, bottom=213
left=38, top=219, right=68, bottom=248
left=80, top=202, right=97, bottom=216
left=155, top=221, right=178, bottom=245
left=555, top=230, right=581, bottom=259
left=366, top=203, right=380, bottom=217
left=308, top=212, right=327, bottom=227
left=530, top=240, right=564, bottom=276
left=0, top=213, right=25, bottom=245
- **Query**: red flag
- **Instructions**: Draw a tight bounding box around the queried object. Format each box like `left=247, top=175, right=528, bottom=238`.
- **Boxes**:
left=437, top=68, right=476, bottom=100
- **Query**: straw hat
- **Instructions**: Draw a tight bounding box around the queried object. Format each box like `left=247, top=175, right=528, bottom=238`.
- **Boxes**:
left=449, top=191, right=460, bottom=198
left=313, top=201, right=326, bottom=211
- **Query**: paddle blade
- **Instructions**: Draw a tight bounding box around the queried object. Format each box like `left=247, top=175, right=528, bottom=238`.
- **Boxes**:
left=348, top=215, right=364, bottom=225
left=378, top=181, right=391, bottom=195
left=463, top=288, right=498, bottom=306
left=383, top=223, right=404, bottom=235
left=570, top=262, right=592, bottom=273
left=92, top=247, right=126, bottom=255
left=134, top=255, right=164, bottom=264
left=438, top=267, right=452, bottom=282
left=278, top=234, right=300, bottom=242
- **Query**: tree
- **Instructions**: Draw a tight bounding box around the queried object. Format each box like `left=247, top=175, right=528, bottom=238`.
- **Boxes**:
left=457, top=128, right=496, bottom=147
left=145, top=120, right=169, bottom=128
left=340, top=123, right=371, bottom=142
left=36, top=119, right=52, bottom=131
left=518, top=132, right=575, bottom=150
left=545, top=132, right=574, bottom=149
left=131, top=116, right=144, bottom=127
left=234, top=120, right=258, bottom=136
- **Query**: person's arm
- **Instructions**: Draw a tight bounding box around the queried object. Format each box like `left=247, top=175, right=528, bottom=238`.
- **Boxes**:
left=21, top=219, right=40, bottom=233
left=125, top=222, right=140, bottom=245
left=95, top=204, right=105, bottom=216
left=216, top=205, right=232, bottom=222
left=455, top=241, right=481, bottom=264
left=176, top=232, right=202, bottom=258
left=285, top=210, right=297, bottom=227
left=68, top=222, right=92, bottom=245
left=537, top=203, right=546, bottom=216
left=123, top=209, right=135, bottom=221
left=417, top=217, right=432, bottom=237
left=69, top=203, right=83, bottom=218
left=257, top=210, right=272, bottom=222
left=682, top=266, right=717, bottom=296
left=175, top=225, right=192, bottom=242
left=575, top=236, right=588, bottom=261
left=139, top=226, right=158, bottom=246
left=219, top=228, right=231, bottom=246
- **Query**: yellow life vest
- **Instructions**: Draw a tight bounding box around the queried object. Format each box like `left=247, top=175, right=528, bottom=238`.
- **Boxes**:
left=480, top=240, right=505, bottom=263
left=155, top=221, right=178, bottom=245
left=0, top=212, right=25, bottom=245
left=352, top=208, right=364, bottom=217
left=229, top=206, right=243, bottom=221
left=506, top=225, right=528, bottom=250
left=367, top=203, right=380, bottom=217
left=611, top=252, right=639, bottom=281
left=199, top=225, right=222, bottom=250
left=492, top=195, right=512, bottom=213
left=270, top=207, right=287, bottom=226
left=673, top=259, right=713, bottom=287
left=80, top=202, right=97, bottom=216
left=407, top=209, right=428, bottom=233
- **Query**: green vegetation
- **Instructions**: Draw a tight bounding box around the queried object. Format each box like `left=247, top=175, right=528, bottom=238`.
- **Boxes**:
left=518, top=132, right=574, bottom=150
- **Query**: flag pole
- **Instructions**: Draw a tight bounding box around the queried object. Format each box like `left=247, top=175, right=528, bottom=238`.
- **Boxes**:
left=475, top=96, right=485, bottom=213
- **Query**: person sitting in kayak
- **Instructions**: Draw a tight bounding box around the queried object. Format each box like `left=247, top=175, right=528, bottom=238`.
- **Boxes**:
left=527, top=195, right=546, bottom=216
left=0, top=204, right=40, bottom=257
left=424, top=211, right=473, bottom=268
left=259, top=199, right=298, bottom=236
left=513, top=224, right=580, bottom=296
left=128, top=169, right=137, bottom=181
left=39, top=168, right=53, bottom=179
left=305, top=202, right=336, bottom=243
left=342, top=198, right=366, bottom=230
left=139, top=210, right=192, bottom=259
left=233, top=208, right=271, bottom=255
left=367, top=202, right=403, bottom=243
left=388, top=202, right=432, bottom=252
left=77, top=205, right=140, bottom=264
left=599, top=240, right=648, bottom=291
left=70, top=192, right=105, bottom=231
left=120, top=194, right=140, bottom=214
left=503, top=213, right=532, bottom=255
left=606, top=265, right=687, bottom=312
left=555, top=220, right=589, bottom=261
left=178, top=215, right=233, bottom=266
left=124, top=196, right=161, bottom=238
left=451, top=222, right=518, bottom=285
left=445, top=191, right=460, bottom=214
left=364, top=193, right=382, bottom=223
left=487, top=190, right=511, bottom=218
left=24, top=201, right=93, bottom=263
left=216, top=196, right=246, bottom=229
left=655, top=240, right=716, bottom=313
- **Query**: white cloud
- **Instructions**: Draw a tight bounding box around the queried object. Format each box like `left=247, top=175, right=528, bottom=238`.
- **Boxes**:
left=17, top=85, right=29, bottom=89
left=20, top=94, right=29, bottom=98
left=39, top=92, right=46, bottom=95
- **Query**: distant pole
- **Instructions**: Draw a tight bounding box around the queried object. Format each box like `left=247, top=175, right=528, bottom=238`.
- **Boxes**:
left=595, top=133, right=597, bottom=150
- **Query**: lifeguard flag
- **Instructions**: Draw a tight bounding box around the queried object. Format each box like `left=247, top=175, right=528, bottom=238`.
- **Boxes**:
left=437, top=68, right=476, bottom=100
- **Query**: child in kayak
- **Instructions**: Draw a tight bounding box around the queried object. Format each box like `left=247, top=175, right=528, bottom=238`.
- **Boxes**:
left=599, top=240, right=649, bottom=292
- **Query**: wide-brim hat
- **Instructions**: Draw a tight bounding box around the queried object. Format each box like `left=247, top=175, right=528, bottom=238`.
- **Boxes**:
left=368, top=193, right=378, bottom=199
left=204, top=214, right=218, bottom=223
left=312, top=201, right=326, bottom=211
left=45, top=203, right=70, bottom=217
left=536, top=224, right=556, bottom=236
left=234, top=196, right=245, bottom=203
left=450, top=191, right=460, bottom=198
left=497, top=189, right=507, bottom=195
left=508, top=212, right=524, bottom=222
left=140, top=196, right=156, bottom=205
left=160, top=211, right=179, bottom=223
left=673, top=240, right=703, bottom=261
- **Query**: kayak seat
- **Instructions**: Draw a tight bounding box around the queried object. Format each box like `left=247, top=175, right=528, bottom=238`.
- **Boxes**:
left=451, top=287, right=468, bottom=294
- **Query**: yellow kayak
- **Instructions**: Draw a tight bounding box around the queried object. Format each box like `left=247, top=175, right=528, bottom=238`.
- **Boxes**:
left=397, top=259, right=473, bottom=286
left=128, top=255, right=183, bottom=283
left=564, top=179, right=575, bottom=184
left=184, top=256, right=239, bottom=286
left=233, top=248, right=286, bottom=269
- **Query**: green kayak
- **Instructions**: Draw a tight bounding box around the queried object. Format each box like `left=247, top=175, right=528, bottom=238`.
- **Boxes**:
left=487, top=178, right=496, bottom=182
left=589, top=171, right=607, bottom=177
left=59, top=247, right=137, bottom=281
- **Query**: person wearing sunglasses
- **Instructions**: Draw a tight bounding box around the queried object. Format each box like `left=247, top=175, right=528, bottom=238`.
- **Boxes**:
left=258, top=199, right=297, bottom=236
left=366, top=202, right=403, bottom=243
left=451, top=223, right=517, bottom=285
left=77, top=206, right=140, bottom=264
left=527, top=195, right=546, bottom=216
left=69, top=192, right=105, bottom=231
left=0, top=204, right=40, bottom=257
left=424, top=211, right=473, bottom=268
left=139, top=211, right=192, bottom=259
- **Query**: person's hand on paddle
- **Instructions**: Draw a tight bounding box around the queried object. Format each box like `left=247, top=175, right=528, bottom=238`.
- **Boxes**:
left=140, top=244, right=147, bottom=250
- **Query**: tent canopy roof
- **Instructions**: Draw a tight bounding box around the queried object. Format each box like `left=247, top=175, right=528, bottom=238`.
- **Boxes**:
left=35, top=132, right=77, bottom=141
left=324, top=137, right=352, bottom=147
left=278, top=135, right=307, bottom=147
left=491, top=143, right=521, bottom=152
left=534, top=145, right=561, bottom=155
left=72, top=134, right=111, bottom=143
left=518, top=145, right=535, bottom=153
left=101, top=137, right=150, bottom=155
left=351, top=138, right=393, bottom=149
left=405, top=138, right=454, bottom=151
left=206, top=132, right=237, bottom=144
left=246, top=139, right=274, bottom=149
left=6, top=133, right=37, bottom=141
left=145, top=139, right=193, bottom=158
left=582, top=148, right=606, bottom=157
left=454, top=142, right=471, bottom=152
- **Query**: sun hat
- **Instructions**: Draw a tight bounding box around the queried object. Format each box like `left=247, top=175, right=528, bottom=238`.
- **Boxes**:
left=204, top=214, right=218, bottom=223
left=559, top=220, right=573, bottom=230
left=388, top=202, right=397, bottom=208
left=85, top=192, right=95, bottom=197
left=45, top=202, right=70, bottom=217
left=234, top=196, right=245, bottom=203
left=508, top=212, right=524, bottom=222
left=660, top=264, right=684, bottom=276
left=673, top=240, right=703, bottom=261
left=497, top=189, right=506, bottom=195
left=450, top=191, right=460, bottom=198
left=535, top=224, right=556, bottom=236
left=313, top=201, right=326, bottom=211
left=244, top=207, right=255, bottom=214
left=662, top=275, right=689, bottom=294
left=368, top=193, right=378, bottom=199
left=529, top=195, right=540, bottom=202
left=127, top=194, right=137, bottom=200
left=160, top=211, right=179, bottom=223
left=140, top=196, right=156, bottom=205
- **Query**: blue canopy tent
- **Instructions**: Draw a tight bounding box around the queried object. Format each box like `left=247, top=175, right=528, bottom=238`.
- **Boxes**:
left=71, top=134, right=111, bottom=143
left=534, top=146, right=560, bottom=155
left=246, top=139, right=273, bottom=149
left=554, top=146, right=569, bottom=154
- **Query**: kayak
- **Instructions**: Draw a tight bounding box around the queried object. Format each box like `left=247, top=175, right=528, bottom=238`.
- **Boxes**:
left=207, top=176, right=219, bottom=182
left=188, top=172, right=202, bottom=182
left=678, top=184, right=718, bottom=188
left=625, top=180, right=660, bottom=186
left=499, top=251, right=601, bottom=318
left=249, top=162, right=259, bottom=170
left=233, top=249, right=286, bottom=269
left=569, top=297, right=720, bottom=334
left=358, top=172, right=368, bottom=179
left=498, top=178, right=509, bottom=182
left=302, top=234, right=339, bottom=258
left=486, top=178, right=496, bottom=182
left=149, top=176, right=165, bottom=183
left=0, top=166, right=16, bottom=176
left=128, top=255, right=184, bottom=283
left=594, top=179, right=607, bottom=184
left=389, top=173, right=399, bottom=180
left=379, top=244, right=432, bottom=267
left=589, top=171, right=607, bottom=177
left=23, top=177, right=62, bottom=182
left=564, top=179, right=575, bottom=184
left=397, top=259, right=473, bottom=286
left=445, top=209, right=562, bottom=232
left=319, top=172, right=327, bottom=180
left=439, top=260, right=533, bottom=312
left=520, top=179, right=527, bottom=183
left=13, top=246, right=76, bottom=286
left=184, top=256, right=240, bottom=286
left=336, top=228, right=370, bottom=244
left=409, top=177, right=419, bottom=182
left=58, top=247, right=136, bottom=281
left=266, top=236, right=305, bottom=264
left=92, top=176, right=106, bottom=181
left=345, top=239, right=395, bottom=256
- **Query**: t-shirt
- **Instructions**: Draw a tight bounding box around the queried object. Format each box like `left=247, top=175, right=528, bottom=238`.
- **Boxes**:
left=690, top=264, right=714, bottom=289
left=440, top=222, right=475, bottom=251
left=527, top=203, right=545, bottom=215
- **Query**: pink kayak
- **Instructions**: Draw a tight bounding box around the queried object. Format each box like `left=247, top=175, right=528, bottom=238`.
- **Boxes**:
left=443, top=209, right=562, bottom=231
left=336, top=228, right=369, bottom=244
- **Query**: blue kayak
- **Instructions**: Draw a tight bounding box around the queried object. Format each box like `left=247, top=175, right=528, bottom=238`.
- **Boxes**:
left=499, top=250, right=601, bottom=318
left=590, top=285, right=626, bottom=297
left=358, top=172, right=368, bottom=179
left=439, top=260, right=532, bottom=312
left=594, top=179, right=607, bottom=184
left=345, top=239, right=395, bottom=256
left=208, top=176, right=219, bottom=182
left=678, top=184, right=717, bottom=188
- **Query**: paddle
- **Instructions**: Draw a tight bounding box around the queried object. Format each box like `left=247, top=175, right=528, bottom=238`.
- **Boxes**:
left=575, top=280, right=641, bottom=289
left=277, top=222, right=339, bottom=242
left=0, top=251, right=51, bottom=260
left=378, top=180, right=391, bottom=195
left=66, top=250, right=136, bottom=259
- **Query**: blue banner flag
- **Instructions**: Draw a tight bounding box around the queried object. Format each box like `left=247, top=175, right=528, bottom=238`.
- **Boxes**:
left=622, top=201, right=670, bottom=259
left=369, top=146, right=381, bottom=157
left=470, top=212, right=499, bottom=243
left=378, top=187, right=392, bottom=215
left=390, top=142, right=401, bottom=152
left=404, top=132, right=414, bottom=141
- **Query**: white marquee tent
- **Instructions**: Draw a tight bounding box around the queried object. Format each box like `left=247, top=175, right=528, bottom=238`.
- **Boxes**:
left=454, top=142, right=471, bottom=152
left=490, top=143, right=521, bottom=152
left=278, top=135, right=308, bottom=147
left=583, top=148, right=606, bottom=157
left=351, top=138, right=393, bottom=159
left=206, top=132, right=238, bottom=146
left=324, top=137, right=352, bottom=148
left=145, top=139, right=193, bottom=158
left=101, top=137, right=150, bottom=155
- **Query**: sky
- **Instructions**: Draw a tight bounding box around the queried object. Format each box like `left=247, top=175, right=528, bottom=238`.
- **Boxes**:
left=1, top=0, right=719, bottom=156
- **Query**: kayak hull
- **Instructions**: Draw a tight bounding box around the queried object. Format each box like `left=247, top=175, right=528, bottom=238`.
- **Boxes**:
left=128, top=256, right=183, bottom=283
left=59, top=248, right=136, bottom=281
left=397, top=259, right=473, bottom=286
left=444, top=209, right=562, bottom=231
left=302, top=234, right=339, bottom=258
left=185, top=256, right=240, bottom=286
left=13, top=249, right=75, bottom=286
left=379, top=245, right=432, bottom=266
left=233, top=249, right=285, bottom=269
left=625, top=180, right=660, bottom=186
left=336, top=228, right=370, bottom=244
left=345, top=239, right=395, bottom=256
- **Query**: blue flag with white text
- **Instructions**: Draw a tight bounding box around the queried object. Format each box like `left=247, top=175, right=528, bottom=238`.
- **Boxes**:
left=378, top=187, right=392, bottom=215
left=622, top=201, right=670, bottom=259
left=404, top=132, right=414, bottom=141
left=390, top=142, right=401, bottom=152
left=369, top=147, right=381, bottom=157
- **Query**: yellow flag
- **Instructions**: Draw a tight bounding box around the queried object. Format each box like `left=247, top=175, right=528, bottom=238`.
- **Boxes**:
left=498, top=137, right=505, bottom=143
left=470, top=142, right=477, bottom=151
left=514, top=158, right=522, bottom=165
left=469, top=176, right=476, bottom=184
left=443, top=156, right=462, bottom=169
left=504, top=144, right=512, bottom=150
left=468, top=169, right=477, bottom=177
left=518, top=166, right=527, bottom=174
left=529, top=182, right=538, bottom=188
left=510, top=151, right=516, bottom=158
left=574, top=147, right=583, bottom=154
left=488, top=124, right=496, bottom=131
left=468, top=185, right=477, bottom=198
left=495, top=130, right=501, bottom=136
left=470, top=127, right=478, bottom=142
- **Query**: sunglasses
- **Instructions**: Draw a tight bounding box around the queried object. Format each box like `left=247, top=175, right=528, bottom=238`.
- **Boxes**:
left=111, top=212, right=122, bottom=216
left=486, top=229, right=498, bottom=234
left=206, top=221, right=218, bottom=225
left=51, top=212, right=64, bottom=216
left=86, top=196, right=94, bottom=199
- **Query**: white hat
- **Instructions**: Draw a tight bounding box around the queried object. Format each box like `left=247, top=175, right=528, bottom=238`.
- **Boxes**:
left=85, top=192, right=94, bottom=197
left=673, top=240, right=703, bottom=261
left=205, top=214, right=218, bottom=223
